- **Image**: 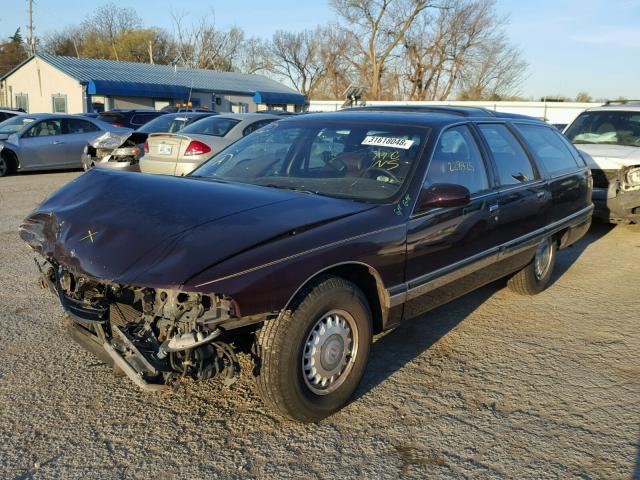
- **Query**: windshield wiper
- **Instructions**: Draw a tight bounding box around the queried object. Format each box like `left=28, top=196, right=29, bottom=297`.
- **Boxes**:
left=263, top=184, right=319, bottom=195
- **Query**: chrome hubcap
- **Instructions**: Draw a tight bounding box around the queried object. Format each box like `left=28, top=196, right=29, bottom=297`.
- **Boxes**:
left=302, top=310, right=358, bottom=395
left=534, top=239, right=553, bottom=280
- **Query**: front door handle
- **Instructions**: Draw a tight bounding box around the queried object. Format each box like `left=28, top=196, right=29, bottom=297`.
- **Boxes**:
left=53, top=140, right=64, bottom=145
left=536, top=191, right=546, bottom=199
left=489, top=204, right=499, bottom=213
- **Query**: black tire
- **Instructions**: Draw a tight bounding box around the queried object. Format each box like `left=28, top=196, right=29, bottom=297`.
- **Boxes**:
left=254, top=276, right=372, bottom=422
left=0, top=154, right=10, bottom=177
left=508, top=237, right=557, bottom=295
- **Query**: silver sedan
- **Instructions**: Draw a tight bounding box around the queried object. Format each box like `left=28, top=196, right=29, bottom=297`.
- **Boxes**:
left=139, top=113, right=279, bottom=176
left=0, top=114, right=131, bottom=177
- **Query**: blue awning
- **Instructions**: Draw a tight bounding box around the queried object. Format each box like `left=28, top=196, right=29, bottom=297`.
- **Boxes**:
left=253, top=90, right=307, bottom=105
left=86, top=80, right=190, bottom=99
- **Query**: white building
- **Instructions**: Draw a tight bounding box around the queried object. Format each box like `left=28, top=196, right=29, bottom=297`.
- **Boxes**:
left=0, top=54, right=307, bottom=114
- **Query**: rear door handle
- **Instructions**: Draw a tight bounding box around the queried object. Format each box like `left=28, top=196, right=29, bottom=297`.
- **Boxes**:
left=536, top=191, right=545, bottom=199
left=489, top=204, right=499, bottom=213
left=53, top=140, right=64, bottom=145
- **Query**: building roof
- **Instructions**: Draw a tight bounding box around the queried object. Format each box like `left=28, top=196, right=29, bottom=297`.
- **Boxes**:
left=2, top=55, right=306, bottom=104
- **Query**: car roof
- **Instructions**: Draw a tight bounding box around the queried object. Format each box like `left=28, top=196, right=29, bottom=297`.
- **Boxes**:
left=11, top=113, right=99, bottom=120
left=584, top=104, right=640, bottom=113
left=214, top=113, right=280, bottom=120
left=344, top=105, right=541, bottom=120
left=277, top=109, right=546, bottom=128
left=100, top=109, right=160, bottom=114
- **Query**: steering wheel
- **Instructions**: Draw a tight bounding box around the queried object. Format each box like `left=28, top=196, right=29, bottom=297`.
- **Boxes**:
left=320, top=151, right=347, bottom=173
left=364, top=167, right=401, bottom=184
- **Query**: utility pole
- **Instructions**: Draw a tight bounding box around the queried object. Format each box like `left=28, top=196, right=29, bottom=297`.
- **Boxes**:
left=148, top=40, right=154, bottom=64
left=28, top=0, right=36, bottom=55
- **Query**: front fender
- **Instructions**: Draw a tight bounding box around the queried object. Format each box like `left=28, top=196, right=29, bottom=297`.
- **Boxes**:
left=184, top=207, right=407, bottom=318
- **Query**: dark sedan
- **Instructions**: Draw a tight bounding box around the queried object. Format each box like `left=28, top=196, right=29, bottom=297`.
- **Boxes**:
left=19, top=108, right=593, bottom=422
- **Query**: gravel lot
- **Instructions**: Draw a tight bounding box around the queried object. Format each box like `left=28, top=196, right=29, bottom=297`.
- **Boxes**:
left=1, top=171, right=638, bottom=479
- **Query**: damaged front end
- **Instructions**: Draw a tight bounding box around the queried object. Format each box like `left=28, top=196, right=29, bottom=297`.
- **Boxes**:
left=83, top=131, right=144, bottom=171
left=591, top=165, right=640, bottom=223
left=36, top=258, right=241, bottom=391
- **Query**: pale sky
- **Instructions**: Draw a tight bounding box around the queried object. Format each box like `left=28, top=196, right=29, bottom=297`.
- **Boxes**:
left=2, top=0, right=639, bottom=100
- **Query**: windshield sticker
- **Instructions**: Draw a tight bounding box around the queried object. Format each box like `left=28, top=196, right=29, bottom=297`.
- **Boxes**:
left=362, top=136, right=414, bottom=149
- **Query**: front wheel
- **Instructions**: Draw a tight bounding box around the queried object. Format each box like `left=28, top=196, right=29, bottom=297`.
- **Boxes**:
left=253, top=276, right=372, bottom=422
left=508, top=237, right=557, bottom=295
left=0, top=155, right=9, bottom=177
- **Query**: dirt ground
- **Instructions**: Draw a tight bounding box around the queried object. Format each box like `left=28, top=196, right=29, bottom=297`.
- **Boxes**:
left=0, top=171, right=638, bottom=479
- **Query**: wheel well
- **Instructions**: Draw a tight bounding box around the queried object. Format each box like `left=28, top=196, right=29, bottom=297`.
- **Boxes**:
left=1, top=149, right=18, bottom=173
left=313, top=264, right=385, bottom=334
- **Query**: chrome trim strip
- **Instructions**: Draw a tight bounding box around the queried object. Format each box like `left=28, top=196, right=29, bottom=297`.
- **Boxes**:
left=387, top=204, right=594, bottom=304
left=194, top=224, right=405, bottom=288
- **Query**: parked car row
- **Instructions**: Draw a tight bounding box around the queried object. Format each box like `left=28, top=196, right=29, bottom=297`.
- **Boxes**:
left=0, top=109, right=284, bottom=178
left=20, top=106, right=594, bottom=422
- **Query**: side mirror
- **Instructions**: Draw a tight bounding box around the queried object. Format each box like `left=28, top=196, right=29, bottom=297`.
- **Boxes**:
left=416, top=183, right=471, bottom=211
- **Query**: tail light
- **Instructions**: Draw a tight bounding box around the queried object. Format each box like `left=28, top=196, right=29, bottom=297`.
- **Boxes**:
left=112, top=122, right=124, bottom=128
left=143, top=141, right=149, bottom=153
left=184, top=140, right=211, bottom=156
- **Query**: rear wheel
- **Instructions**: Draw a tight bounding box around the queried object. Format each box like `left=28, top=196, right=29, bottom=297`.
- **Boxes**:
left=508, top=237, right=557, bottom=295
left=254, top=276, right=372, bottom=422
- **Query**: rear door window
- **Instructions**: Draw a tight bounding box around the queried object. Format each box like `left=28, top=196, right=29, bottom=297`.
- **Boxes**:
left=477, top=124, right=538, bottom=186
left=515, top=124, right=580, bottom=176
left=425, top=125, right=490, bottom=194
left=63, top=118, right=100, bottom=134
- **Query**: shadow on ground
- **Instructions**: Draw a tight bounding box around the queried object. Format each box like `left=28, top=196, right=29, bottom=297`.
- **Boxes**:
left=354, top=221, right=616, bottom=401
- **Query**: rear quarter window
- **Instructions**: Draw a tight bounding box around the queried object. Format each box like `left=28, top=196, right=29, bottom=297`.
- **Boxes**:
left=515, top=124, right=580, bottom=176
left=477, top=123, right=539, bottom=186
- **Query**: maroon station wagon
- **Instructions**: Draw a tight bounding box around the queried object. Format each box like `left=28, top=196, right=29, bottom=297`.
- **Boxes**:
left=20, top=107, right=593, bottom=422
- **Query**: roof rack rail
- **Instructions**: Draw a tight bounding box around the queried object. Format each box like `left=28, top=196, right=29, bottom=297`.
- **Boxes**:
left=603, top=99, right=640, bottom=105
left=342, top=105, right=497, bottom=117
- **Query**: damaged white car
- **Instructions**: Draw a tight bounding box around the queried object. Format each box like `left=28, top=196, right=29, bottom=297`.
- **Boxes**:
left=82, top=112, right=217, bottom=172
left=564, top=102, right=640, bottom=223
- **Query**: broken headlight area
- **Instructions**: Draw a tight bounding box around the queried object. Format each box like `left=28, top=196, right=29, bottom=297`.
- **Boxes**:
left=623, top=166, right=640, bottom=190
left=38, top=259, right=241, bottom=390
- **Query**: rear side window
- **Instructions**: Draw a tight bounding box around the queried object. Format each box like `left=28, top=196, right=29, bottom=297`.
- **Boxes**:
left=515, top=124, right=579, bottom=175
left=478, top=124, right=538, bottom=186
left=181, top=117, right=241, bottom=137
left=131, top=113, right=161, bottom=126
left=425, top=125, right=490, bottom=194
left=97, top=113, right=123, bottom=124
left=243, top=119, right=276, bottom=136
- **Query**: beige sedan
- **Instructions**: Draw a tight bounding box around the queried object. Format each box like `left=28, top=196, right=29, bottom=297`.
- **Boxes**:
left=139, top=113, right=279, bottom=176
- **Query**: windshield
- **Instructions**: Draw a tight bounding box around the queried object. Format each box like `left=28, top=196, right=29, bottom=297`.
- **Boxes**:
left=565, top=111, right=640, bottom=147
left=190, top=121, right=428, bottom=202
left=137, top=114, right=204, bottom=134
left=0, top=116, right=36, bottom=135
left=180, top=117, right=240, bottom=137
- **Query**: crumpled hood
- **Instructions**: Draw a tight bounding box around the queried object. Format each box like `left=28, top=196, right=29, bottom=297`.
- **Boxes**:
left=19, top=169, right=372, bottom=289
left=577, top=144, right=640, bottom=170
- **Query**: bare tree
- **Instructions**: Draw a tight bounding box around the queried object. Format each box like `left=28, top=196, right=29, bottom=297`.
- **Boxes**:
left=330, top=0, right=434, bottom=99
left=171, top=12, right=245, bottom=71
left=401, top=0, right=527, bottom=100
left=267, top=28, right=327, bottom=96
left=81, top=3, right=142, bottom=61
